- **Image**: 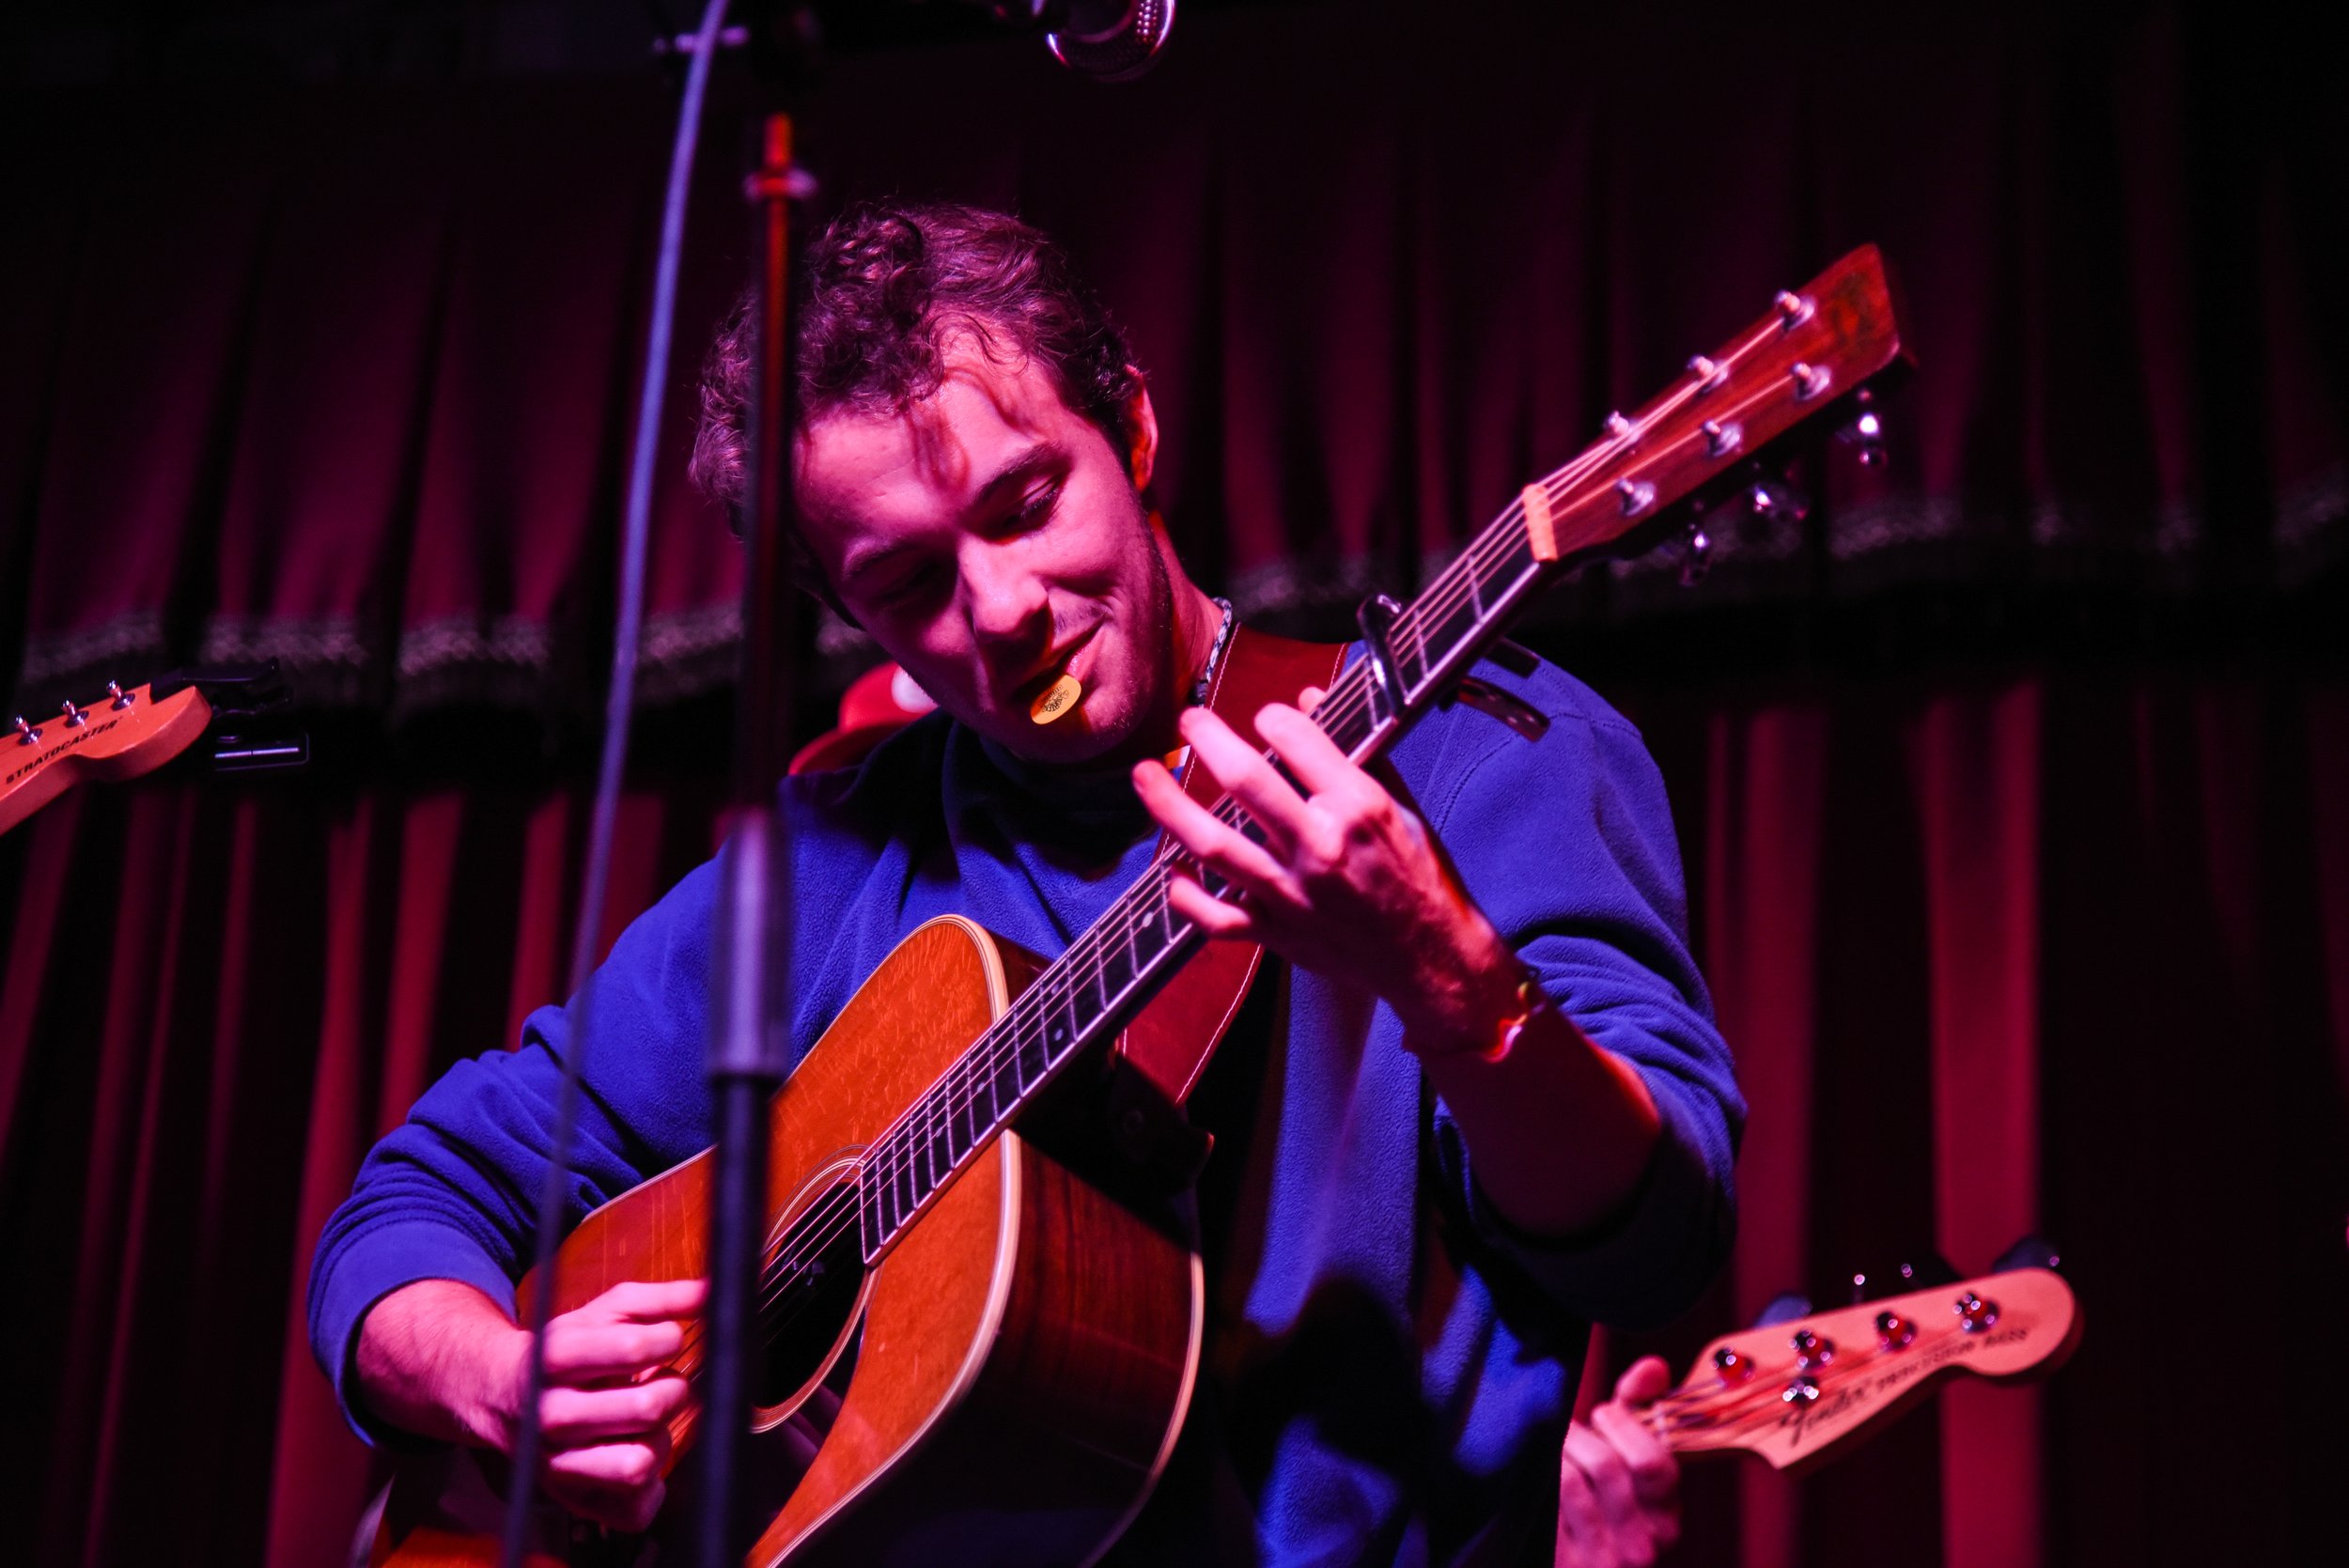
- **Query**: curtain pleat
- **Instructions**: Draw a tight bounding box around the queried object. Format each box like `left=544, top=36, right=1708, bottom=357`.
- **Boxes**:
left=6, top=676, right=2340, bottom=1563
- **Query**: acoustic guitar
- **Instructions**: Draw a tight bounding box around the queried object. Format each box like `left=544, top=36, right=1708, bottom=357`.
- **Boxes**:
left=372, top=246, right=1912, bottom=1567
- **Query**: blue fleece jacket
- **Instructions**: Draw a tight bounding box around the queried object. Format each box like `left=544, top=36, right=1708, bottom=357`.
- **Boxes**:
left=307, top=650, right=1741, bottom=1567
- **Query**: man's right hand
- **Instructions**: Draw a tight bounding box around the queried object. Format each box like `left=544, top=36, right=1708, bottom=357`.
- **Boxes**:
left=355, top=1276, right=706, bottom=1533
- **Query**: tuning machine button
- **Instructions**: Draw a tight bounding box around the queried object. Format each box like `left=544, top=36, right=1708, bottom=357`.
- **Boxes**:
left=1955, top=1291, right=2000, bottom=1333
left=1782, top=1375, right=1821, bottom=1405
left=1789, top=1328, right=1836, bottom=1370
left=1790, top=362, right=1832, bottom=401
left=1688, top=354, right=1729, bottom=394
left=1616, top=477, right=1657, bottom=517
left=1775, top=290, right=1815, bottom=331
left=61, top=700, right=86, bottom=728
left=1702, top=418, right=1743, bottom=458
left=1746, top=473, right=1811, bottom=526
left=1837, top=388, right=1886, bottom=465
left=1604, top=411, right=1635, bottom=442
left=1875, top=1311, right=1917, bottom=1349
left=14, top=716, right=39, bottom=746
left=108, top=680, right=134, bottom=709
left=1679, top=523, right=1713, bottom=587
left=1713, top=1345, right=1755, bottom=1385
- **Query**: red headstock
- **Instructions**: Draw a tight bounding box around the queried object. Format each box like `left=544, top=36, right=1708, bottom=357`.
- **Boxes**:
left=1521, top=244, right=1910, bottom=570
left=0, top=680, right=213, bottom=836
left=1653, top=1265, right=2081, bottom=1473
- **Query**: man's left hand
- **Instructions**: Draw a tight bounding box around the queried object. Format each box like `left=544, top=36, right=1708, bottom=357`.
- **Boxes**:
left=1131, top=694, right=1520, bottom=1053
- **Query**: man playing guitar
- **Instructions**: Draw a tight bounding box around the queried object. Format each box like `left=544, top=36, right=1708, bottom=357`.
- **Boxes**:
left=308, top=201, right=1743, bottom=1564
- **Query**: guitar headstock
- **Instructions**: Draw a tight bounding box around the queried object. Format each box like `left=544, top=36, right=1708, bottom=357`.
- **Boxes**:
left=1655, top=1265, right=2081, bottom=1474
left=0, top=679, right=213, bottom=836
left=1524, top=244, right=1910, bottom=569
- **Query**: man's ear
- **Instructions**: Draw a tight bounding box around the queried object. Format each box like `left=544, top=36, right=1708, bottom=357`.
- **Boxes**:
left=1122, top=374, right=1159, bottom=492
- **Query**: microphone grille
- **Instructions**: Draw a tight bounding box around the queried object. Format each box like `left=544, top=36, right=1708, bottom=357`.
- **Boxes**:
left=1047, top=0, right=1175, bottom=82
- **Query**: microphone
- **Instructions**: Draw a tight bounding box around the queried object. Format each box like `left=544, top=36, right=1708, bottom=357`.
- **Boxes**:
left=963, top=1, right=1177, bottom=81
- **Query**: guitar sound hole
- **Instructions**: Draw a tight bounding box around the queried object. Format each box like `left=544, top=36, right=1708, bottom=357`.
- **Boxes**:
left=753, top=1201, right=869, bottom=1408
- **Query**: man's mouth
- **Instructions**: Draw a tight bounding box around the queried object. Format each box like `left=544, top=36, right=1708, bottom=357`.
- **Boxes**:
left=1018, top=629, right=1097, bottom=723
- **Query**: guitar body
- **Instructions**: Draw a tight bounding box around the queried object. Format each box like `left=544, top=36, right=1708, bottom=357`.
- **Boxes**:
left=373, top=915, right=1204, bottom=1568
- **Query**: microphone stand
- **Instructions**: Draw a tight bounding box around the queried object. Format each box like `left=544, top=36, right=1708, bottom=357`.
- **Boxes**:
left=700, top=99, right=810, bottom=1568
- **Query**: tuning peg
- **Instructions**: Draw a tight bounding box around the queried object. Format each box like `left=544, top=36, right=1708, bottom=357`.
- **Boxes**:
left=1679, top=522, right=1714, bottom=587
left=107, top=680, right=133, bottom=709
left=61, top=700, right=86, bottom=728
left=1992, top=1234, right=2063, bottom=1273
left=1751, top=1291, right=1812, bottom=1328
left=1836, top=387, right=1887, bottom=466
left=1745, top=473, right=1810, bottom=527
left=1850, top=1252, right=1960, bottom=1301
left=13, top=716, right=39, bottom=746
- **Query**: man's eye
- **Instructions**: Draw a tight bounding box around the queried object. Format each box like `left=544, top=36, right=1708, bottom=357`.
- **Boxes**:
left=878, top=561, right=945, bottom=605
left=1015, top=481, right=1061, bottom=525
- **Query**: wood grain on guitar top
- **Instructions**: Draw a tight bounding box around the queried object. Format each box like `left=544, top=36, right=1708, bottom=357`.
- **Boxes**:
left=375, top=916, right=1201, bottom=1568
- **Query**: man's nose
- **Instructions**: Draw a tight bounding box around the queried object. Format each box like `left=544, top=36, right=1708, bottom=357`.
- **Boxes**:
left=960, top=541, right=1050, bottom=646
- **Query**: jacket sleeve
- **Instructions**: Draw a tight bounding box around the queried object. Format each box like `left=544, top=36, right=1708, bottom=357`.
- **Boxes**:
left=1411, top=660, right=1744, bottom=1330
left=303, top=850, right=724, bottom=1442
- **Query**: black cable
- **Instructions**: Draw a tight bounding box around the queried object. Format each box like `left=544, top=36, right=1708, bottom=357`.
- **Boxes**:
left=500, top=3, right=731, bottom=1563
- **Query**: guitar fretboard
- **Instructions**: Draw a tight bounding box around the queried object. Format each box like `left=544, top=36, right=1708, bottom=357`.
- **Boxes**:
left=851, top=511, right=1557, bottom=1263
left=841, top=243, right=1905, bottom=1267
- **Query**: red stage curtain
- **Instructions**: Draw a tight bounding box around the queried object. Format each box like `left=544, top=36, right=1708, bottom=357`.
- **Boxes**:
left=3, top=669, right=2343, bottom=1566
left=4, top=6, right=2341, bottom=722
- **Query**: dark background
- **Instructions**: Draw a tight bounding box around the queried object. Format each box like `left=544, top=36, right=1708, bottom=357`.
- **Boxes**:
left=1, top=3, right=2343, bottom=1564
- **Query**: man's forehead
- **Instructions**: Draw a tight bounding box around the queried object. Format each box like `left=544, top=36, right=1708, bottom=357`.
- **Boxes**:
left=796, top=346, right=1078, bottom=571
left=807, top=348, right=1062, bottom=492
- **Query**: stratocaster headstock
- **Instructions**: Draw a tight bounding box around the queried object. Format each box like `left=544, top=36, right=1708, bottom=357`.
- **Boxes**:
left=0, top=679, right=213, bottom=836
left=1652, top=1265, right=2081, bottom=1474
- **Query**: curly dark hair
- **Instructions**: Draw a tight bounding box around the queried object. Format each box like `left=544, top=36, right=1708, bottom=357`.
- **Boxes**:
left=692, top=200, right=1144, bottom=577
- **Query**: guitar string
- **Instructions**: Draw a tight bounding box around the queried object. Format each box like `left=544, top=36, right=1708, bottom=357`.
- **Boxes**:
left=724, top=339, right=1843, bottom=1343
left=736, top=346, right=1838, bottom=1340
left=838, top=298, right=1833, bottom=1215
left=692, top=308, right=1848, bottom=1344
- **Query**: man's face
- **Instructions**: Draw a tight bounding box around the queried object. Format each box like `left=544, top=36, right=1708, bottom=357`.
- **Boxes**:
left=794, top=342, right=1175, bottom=768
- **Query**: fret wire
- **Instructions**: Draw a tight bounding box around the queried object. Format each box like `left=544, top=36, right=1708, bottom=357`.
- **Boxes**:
left=855, top=305, right=1844, bottom=1254
left=768, top=306, right=1851, bottom=1283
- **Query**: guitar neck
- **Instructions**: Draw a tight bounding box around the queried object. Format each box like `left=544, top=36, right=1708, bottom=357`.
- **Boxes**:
left=852, top=245, right=1908, bottom=1267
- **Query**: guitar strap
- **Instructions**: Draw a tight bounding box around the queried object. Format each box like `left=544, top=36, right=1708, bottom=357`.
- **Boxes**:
left=1115, top=622, right=1347, bottom=1107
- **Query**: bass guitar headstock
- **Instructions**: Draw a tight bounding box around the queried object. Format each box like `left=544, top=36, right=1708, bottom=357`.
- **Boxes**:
left=1, top=679, right=213, bottom=837
left=1653, top=1264, right=2082, bottom=1474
